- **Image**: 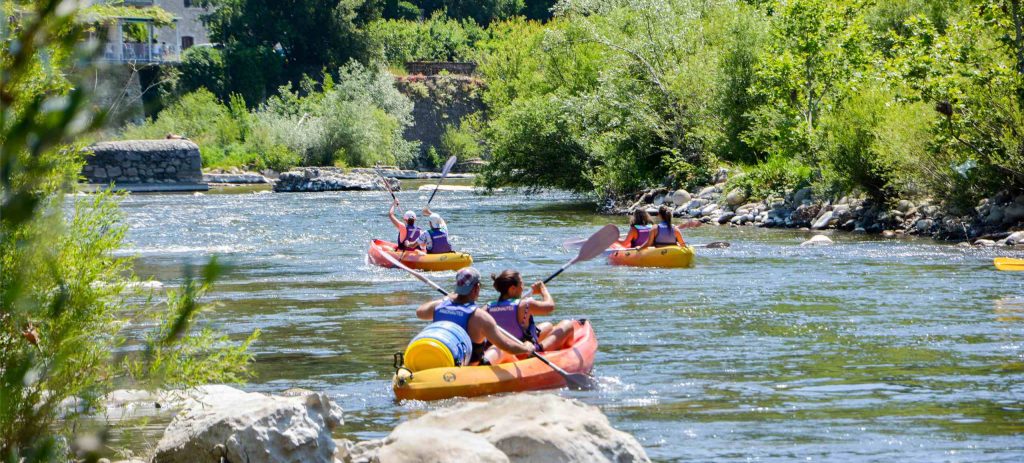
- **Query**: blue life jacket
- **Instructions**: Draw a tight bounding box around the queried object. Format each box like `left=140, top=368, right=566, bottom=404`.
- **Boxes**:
left=654, top=222, right=676, bottom=246
left=427, top=228, right=452, bottom=254
left=631, top=224, right=652, bottom=248
left=486, top=298, right=540, bottom=345
left=397, top=224, right=422, bottom=250
left=432, top=299, right=477, bottom=333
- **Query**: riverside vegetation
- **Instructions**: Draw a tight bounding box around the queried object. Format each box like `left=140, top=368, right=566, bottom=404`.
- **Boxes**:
left=1, top=2, right=258, bottom=461
left=126, top=0, right=1022, bottom=232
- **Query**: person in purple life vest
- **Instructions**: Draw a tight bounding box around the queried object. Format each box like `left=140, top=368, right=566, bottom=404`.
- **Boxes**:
left=616, top=208, right=654, bottom=249
left=482, top=270, right=575, bottom=365
left=649, top=205, right=688, bottom=247
left=388, top=198, right=423, bottom=250
left=418, top=206, right=454, bottom=254
left=416, top=267, right=535, bottom=366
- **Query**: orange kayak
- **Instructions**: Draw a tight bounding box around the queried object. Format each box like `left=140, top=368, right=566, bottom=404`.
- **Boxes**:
left=393, top=320, right=597, bottom=401
left=367, top=239, right=473, bottom=272
left=607, top=243, right=695, bottom=268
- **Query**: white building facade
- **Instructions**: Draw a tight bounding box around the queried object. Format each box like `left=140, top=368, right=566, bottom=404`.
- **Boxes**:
left=100, top=0, right=214, bottom=63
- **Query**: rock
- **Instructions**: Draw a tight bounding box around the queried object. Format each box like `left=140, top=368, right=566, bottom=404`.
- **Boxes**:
left=1003, top=204, right=1024, bottom=224
left=792, top=187, right=813, bottom=205
left=274, top=168, right=399, bottom=193
left=697, top=185, right=719, bottom=199
left=1007, top=231, right=1024, bottom=245
left=915, top=219, right=934, bottom=233
left=853, top=227, right=866, bottom=233
left=671, top=189, right=691, bottom=205
left=986, top=205, right=1005, bottom=224
left=882, top=230, right=897, bottom=238
left=153, top=385, right=343, bottom=463
left=351, top=394, right=648, bottom=463
left=800, top=235, right=833, bottom=246
left=203, top=173, right=269, bottom=184
left=717, top=212, right=736, bottom=224
left=811, top=211, right=834, bottom=230
left=684, top=198, right=708, bottom=210
left=896, top=199, right=914, bottom=213
left=700, top=203, right=720, bottom=216
left=725, top=188, right=747, bottom=207
left=974, top=239, right=997, bottom=247
left=713, top=168, right=730, bottom=184
left=1016, top=194, right=1024, bottom=206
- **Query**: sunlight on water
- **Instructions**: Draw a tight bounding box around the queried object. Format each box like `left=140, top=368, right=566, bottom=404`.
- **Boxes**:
left=100, top=187, right=1023, bottom=462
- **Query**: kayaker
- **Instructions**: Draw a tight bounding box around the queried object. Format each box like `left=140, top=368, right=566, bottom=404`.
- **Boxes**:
left=649, top=205, right=687, bottom=247
left=617, top=208, right=653, bottom=249
left=388, top=199, right=422, bottom=250
left=418, top=206, right=453, bottom=254
left=415, top=267, right=535, bottom=365
left=483, top=270, right=574, bottom=364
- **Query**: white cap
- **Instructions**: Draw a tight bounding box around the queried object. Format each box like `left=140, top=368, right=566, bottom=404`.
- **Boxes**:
left=403, top=210, right=416, bottom=220
left=429, top=213, right=443, bottom=228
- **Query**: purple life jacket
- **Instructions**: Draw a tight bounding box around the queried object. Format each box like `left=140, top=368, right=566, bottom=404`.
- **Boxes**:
left=427, top=228, right=452, bottom=254
left=654, top=222, right=676, bottom=246
left=631, top=224, right=652, bottom=248
left=397, top=224, right=422, bottom=250
left=486, top=299, right=539, bottom=344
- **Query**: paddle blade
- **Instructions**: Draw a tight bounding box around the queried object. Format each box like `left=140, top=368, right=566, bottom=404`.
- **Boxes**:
left=994, top=257, right=1024, bottom=271
left=574, top=224, right=621, bottom=263
left=564, top=373, right=598, bottom=391
left=375, top=247, right=449, bottom=295
left=562, top=237, right=585, bottom=250
left=441, top=155, right=458, bottom=175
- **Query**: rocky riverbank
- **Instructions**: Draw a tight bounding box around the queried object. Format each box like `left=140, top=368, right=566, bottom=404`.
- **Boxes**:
left=605, top=169, right=1024, bottom=246
left=272, top=168, right=400, bottom=193
left=93, top=386, right=648, bottom=463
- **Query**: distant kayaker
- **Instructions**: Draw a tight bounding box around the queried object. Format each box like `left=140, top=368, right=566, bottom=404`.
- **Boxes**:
left=483, top=270, right=574, bottom=365
left=617, top=208, right=653, bottom=249
left=415, top=267, right=535, bottom=365
left=649, top=205, right=687, bottom=247
left=388, top=199, right=422, bottom=250
left=418, top=206, right=453, bottom=254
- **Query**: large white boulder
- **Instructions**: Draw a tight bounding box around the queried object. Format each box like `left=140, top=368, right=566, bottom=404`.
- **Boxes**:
left=153, top=385, right=343, bottom=463
left=349, top=394, right=648, bottom=463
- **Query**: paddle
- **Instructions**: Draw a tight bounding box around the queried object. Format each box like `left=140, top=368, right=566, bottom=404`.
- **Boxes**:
left=379, top=224, right=619, bottom=390
left=994, top=257, right=1024, bottom=271
left=373, top=165, right=397, bottom=202
left=426, top=155, right=458, bottom=207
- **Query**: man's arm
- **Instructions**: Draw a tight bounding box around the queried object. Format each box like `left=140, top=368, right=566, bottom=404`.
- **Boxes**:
left=415, top=299, right=443, bottom=320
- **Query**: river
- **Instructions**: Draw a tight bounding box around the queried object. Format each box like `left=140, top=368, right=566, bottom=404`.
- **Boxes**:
left=110, top=183, right=1022, bottom=462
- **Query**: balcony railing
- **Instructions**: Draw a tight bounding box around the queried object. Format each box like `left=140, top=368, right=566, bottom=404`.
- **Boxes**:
left=102, top=42, right=180, bottom=63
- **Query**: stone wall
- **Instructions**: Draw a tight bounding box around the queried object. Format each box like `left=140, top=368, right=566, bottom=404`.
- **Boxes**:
left=395, top=74, right=485, bottom=169
left=83, top=140, right=205, bottom=190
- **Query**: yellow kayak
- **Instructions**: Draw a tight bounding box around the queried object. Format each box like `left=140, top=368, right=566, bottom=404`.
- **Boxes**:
left=994, top=257, right=1024, bottom=271
left=608, top=244, right=695, bottom=268
left=367, top=239, right=473, bottom=272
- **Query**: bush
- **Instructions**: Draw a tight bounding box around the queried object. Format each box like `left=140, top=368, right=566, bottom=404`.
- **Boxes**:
left=179, top=46, right=228, bottom=98
left=440, top=121, right=483, bottom=161
left=729, top=154, right=815, bottom=200
left=365, top=12, right=489, bottom=65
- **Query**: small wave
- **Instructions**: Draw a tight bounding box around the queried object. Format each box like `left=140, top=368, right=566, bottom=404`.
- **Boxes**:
left=116, top=244, right=253, bottom=256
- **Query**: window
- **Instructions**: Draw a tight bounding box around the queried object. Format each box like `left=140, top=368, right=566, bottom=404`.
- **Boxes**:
left=184, top=0, right=196, bottom=7
left=181, top=36, right=194, bottom=50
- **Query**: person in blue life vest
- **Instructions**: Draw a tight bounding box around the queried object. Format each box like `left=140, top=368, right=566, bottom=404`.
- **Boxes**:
left=617, top=208, right=654, bottom=249
left=415, top=267, right=536, bottom=365
left=388, top=199, right=422, bottom=250
left=418, top=206, right=453, bottom=254
left=482, top=270, right=574, bottom=365
left=648, top=205, right=688, bottom=247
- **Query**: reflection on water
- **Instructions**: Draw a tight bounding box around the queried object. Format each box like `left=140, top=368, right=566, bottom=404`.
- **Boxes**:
left=101, top=187, right=1023, bottom=462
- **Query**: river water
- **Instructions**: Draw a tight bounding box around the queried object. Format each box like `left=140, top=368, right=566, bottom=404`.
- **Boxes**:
left=111, top=184, right=1022, bottom=462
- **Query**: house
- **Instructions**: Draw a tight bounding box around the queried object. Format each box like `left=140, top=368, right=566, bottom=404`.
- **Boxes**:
left=97, top=0, right=213, bottom=63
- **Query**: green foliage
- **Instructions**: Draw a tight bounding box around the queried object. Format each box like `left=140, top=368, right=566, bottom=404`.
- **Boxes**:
left=440, top=120, right=483, bottom=160
left=366, top=12, right=489, bottom=65
left=2, top=2, right=257, bottom=460
left=729, top=154, right=815, bottom=200
left=179, top=46, right=228, bottom=98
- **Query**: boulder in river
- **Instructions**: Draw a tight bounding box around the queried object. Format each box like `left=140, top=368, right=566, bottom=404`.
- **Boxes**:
left=273, top=168, right=399, bottom=192
left=348, top=394, right=649, bottom=463
left=153, top=385, right=343, bottom=463
left=811, top=211, right=833, bottom=230
left=800, top=235, right=834, bottom=246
